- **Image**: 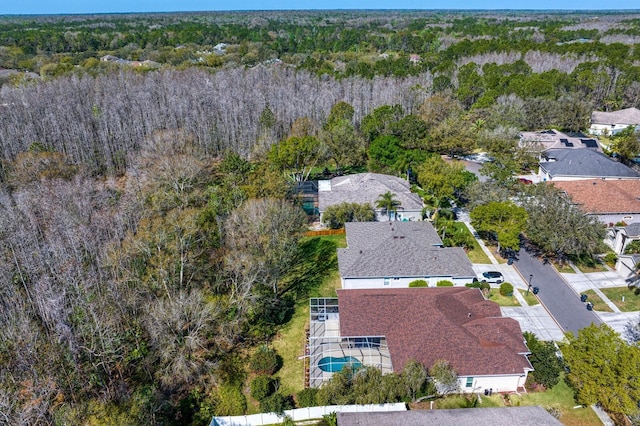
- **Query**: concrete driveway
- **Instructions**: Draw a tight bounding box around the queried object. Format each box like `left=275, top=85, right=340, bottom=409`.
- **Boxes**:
left=501, top=305, right=566, bottom=342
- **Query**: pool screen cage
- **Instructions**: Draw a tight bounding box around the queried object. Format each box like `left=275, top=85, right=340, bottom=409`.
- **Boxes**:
left=308, top=298, right=393, bottom=388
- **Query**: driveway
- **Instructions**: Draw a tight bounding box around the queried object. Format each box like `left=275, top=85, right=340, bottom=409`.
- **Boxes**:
left=513, top=247, right=601, bottom=335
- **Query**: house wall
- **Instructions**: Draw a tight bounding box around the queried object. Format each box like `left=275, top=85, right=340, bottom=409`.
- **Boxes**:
left=597, top=214, right=640, bottom=228
left=342, top=276, right=475, bottom=289
left=616, top=255, right=637, bottom=279
left=458, top=373, right=529, bottom=394
left=374, top=209, right=423, bottom=222
left=590, top=123, right=637, bottom=136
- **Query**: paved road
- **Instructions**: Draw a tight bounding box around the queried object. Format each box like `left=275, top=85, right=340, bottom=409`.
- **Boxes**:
left=513, top=247, right=601, bottom=336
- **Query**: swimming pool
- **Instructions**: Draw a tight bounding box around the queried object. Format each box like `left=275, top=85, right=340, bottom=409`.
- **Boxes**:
left=317, top=356, right=362, bottom=373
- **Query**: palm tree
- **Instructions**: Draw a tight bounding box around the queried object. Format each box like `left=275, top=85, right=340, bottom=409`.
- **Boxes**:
left=376, top=191, right=401, bottom=221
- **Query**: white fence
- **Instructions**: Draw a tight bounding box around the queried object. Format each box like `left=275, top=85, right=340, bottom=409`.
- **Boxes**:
left=210, top=402, right=407, bottom=426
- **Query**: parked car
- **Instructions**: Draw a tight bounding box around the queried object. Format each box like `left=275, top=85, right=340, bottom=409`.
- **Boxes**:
left=478, top=271, right=504, bottom=284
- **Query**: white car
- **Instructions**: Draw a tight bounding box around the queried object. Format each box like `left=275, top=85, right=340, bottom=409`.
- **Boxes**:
left=478, top=271, right=504, bottom=284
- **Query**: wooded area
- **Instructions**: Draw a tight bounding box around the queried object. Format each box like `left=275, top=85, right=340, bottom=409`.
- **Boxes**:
left=1, top=10, right=640, bottom=425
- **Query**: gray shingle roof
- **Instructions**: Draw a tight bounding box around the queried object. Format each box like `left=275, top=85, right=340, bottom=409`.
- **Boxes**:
left=338, top=222, right=476, bottom=279
left=624, top=222, right=640, bottom=237
left=337, top=407, right=563, bottom=426
left=592, top=107, right=640, bottom=126
left=318, top=173, right=424, bottom=212
left=540, top=148, right=640, bottom=179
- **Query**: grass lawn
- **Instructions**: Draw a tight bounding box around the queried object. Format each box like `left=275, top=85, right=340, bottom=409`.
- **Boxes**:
left=510, top=376, right=603, bottom=426
left=428, top=375, right=601, bottom=426
left=487, top=290, right=520, bottom=306
left=552, top=260, right=575, bottom=274
left=573, top=260, right=608, bottom=273
left=487, top=245, right=507, bottom=264
left=519, top=289, right=540, bottom=306
left=581, top=290, right=613, bottom=312
left=600, top=286, right=640, bottom=311
left=272, top=234, right=345, bottom=397
left=453, top=222, right=491, bottom=264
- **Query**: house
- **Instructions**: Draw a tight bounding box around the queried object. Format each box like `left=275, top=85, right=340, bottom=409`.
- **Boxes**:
left=308, top=287, right=533, bottom=392
left=337, top=406, right=563, bottom=426
left=616, top=253, right=640, bottom=283
left=318, top=173, right=424, bottom=222
left=604, top=222, right=640, bottom=256
left=538, top=148, right=640, bottom=181
left=337, top=221, right=476, bottom=289
left=409, top=54, right=421, bottom=65
left=550, top=179, right=640, bottom=226
left=520, top=129, right=601, bottom=152
left=590, top=107, right=640, bottom=136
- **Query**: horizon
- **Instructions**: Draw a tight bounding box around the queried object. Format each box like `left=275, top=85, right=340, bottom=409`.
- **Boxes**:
left=2, top=0, right=640, bottom=16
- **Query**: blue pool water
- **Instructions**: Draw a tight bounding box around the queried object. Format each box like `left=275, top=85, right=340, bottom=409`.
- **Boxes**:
left=318, top=356, right=362, bottom=372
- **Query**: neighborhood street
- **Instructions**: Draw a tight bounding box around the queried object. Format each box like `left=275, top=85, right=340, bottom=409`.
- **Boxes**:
left=513, top=247, right=601, bottom=335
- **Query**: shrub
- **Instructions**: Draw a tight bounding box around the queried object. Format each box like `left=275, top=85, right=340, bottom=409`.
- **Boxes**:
left=249, top=346, right=280, bottom=375
left=603, top=252, right=618, bottom=266
left=499, top=282, right=514, bottom=296
left=322, top=202, right=375, bottom=229
left=436, top=280, right=454, bottom=287
left=624, top=240, right=640, bottom=255
left=259, top=393, right=294, bottom=414
left=296, top=388, right=318, bottom=408
left=466, top=281, right=490, bottom=291
left=250, top=375, right=276, bottom=402
left=409, top=279, right=428, bottom=287
left=216, top=384, right=247, bottom=416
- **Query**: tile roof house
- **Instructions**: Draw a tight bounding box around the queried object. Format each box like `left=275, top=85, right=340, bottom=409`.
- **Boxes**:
left=308, top=288, right=533, bottom=392
left=337, top=221, right=476, bottom=288
left=590, top=107, right=640, bottom=136
left=551, top=179, right=640, bottom=226
left=318, top=173, right=424, bottom=222
left=520, top=129, right=601, bottom=152
left=538, top=148, right=640, bottom=181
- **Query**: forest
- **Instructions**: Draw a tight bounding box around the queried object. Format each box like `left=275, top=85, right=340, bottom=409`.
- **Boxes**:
left=1, top=10, right=640, bottom=425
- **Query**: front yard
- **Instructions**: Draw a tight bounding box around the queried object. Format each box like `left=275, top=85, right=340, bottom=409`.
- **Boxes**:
left=599, top=286, right=640, bottom=311
left=581, top=290, right=614, bottom=312
left=486, top=289, right=520, bottom=307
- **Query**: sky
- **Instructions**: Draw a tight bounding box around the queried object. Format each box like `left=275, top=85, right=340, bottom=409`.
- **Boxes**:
left=1, top=0, right=639, bottom=15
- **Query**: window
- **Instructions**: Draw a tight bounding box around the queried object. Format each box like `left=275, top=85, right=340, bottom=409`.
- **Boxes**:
left=383, top=278, right=390, bottom=286
left=466, top=377, right=473, bottom=388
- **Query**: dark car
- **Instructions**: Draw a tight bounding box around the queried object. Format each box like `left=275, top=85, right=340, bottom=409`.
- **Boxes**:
left=479, top=271, right=504, bottom=284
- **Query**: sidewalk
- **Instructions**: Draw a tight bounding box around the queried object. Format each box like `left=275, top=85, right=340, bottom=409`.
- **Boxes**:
left=591, top=404, right=615, bottom=426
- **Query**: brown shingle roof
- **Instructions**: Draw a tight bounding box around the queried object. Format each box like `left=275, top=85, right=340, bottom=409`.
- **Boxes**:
left=551, top=179, right=640, bottom=214
left=337, top=287, right=531, bottom=376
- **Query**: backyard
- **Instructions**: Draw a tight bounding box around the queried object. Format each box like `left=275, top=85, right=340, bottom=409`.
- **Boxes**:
left=271, top=234, right=346, bottom=397
left=421, top=374, right=602, bottom=426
